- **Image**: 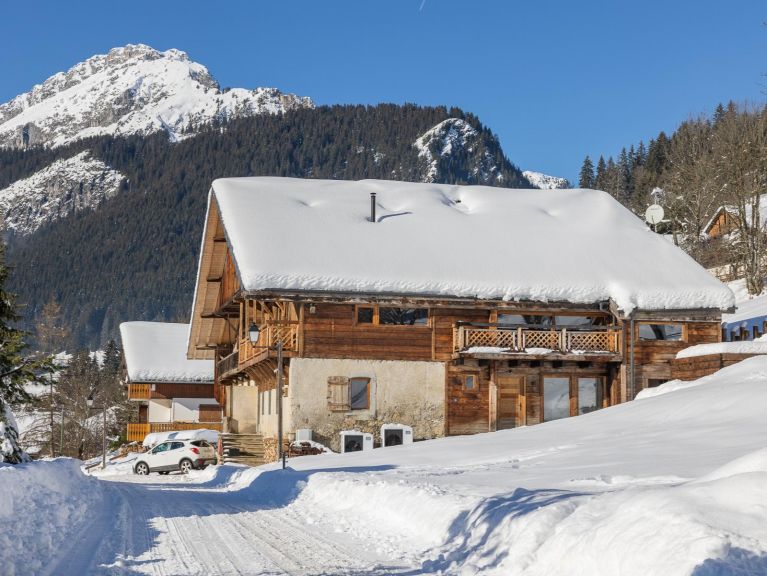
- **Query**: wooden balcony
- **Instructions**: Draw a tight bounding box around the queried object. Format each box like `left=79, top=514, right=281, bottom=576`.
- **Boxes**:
left=236, top=320, right=298, bottom=370
left=127, top=383, right=151, bottom=400
left=126, top=421, right=224, bottom=443
left=454, top=323, right=622, bottom=358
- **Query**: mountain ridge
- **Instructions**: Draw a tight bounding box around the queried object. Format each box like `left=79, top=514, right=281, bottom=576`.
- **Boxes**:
left=0, top=44, right=313, bottom=149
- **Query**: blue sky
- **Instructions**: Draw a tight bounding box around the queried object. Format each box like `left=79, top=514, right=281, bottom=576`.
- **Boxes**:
left=2, top=1, right=765, bottom=182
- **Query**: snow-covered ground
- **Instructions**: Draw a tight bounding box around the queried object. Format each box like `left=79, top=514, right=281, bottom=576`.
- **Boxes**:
left=3, top=357, right=767, bottom=575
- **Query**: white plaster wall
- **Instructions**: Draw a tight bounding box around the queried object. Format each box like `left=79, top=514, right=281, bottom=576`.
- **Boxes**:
left=230, top=385, right=259, bottom=433
left=171, top=398, right=219, bottom=422
left=147, top=399, right=172, bottom=422
left=281, top=358, right=445, bottom=449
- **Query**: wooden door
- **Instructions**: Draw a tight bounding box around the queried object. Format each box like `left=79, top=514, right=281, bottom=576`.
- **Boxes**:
left=496, top=375, right=525, bottom=429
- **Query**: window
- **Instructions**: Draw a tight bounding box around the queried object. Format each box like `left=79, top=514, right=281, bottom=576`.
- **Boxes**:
left=350, top=377, right=370, bottom=410
left=152, top=442, right=170, bottom=454
left=379, top=308, right=428, bottom=325
left=327, top=376, right=371, bottom=411
left=464, top=375, right=476, bottom=390
left=638, top=324, right=683, bottom=341
left=357, top=307, right=374, bottom=324
left=647, top=378, right=667, bottom=388
left=543, top=377, right=570, bottom=421
left=170, top=442, right=185, bottom=450
left=555, top=316, right=607, bottom=327
left=577, top=377, right=599, bottom=414
left=497, top=314, right=526, bottom=325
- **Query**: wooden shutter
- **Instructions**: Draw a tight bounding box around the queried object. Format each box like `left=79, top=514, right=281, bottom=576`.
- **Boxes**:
left=327, top=376, right=350, bottom=411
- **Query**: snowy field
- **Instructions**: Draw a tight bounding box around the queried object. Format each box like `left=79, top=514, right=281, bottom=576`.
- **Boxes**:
left=3, top=358, right=767, bottom=575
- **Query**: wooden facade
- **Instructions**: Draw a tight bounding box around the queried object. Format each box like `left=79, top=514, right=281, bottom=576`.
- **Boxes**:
left=201, top=239, right=723, bottom=439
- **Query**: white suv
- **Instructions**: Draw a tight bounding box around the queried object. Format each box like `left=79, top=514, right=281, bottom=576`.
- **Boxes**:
left=134, top=439, right=217, bottom=475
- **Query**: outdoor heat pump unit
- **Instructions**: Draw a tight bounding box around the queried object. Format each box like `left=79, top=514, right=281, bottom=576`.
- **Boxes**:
left=381, top=424, right=413, bottom=447
left=340, top=430, right=373, bottom=453
left=295, top=429, right=313, bottom=443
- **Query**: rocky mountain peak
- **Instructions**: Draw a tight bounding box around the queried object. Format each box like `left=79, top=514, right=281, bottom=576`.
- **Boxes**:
left=0, top=44, right=312, bottom=149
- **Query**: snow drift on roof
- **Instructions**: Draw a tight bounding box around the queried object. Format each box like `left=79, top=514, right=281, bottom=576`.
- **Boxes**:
left=120, top=322, right=213, bottom=383
left=211, top=177, right=735, bottom=313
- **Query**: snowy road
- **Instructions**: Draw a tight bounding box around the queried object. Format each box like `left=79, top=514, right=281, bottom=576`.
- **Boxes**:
left=47, top=467, right=412, bottom=576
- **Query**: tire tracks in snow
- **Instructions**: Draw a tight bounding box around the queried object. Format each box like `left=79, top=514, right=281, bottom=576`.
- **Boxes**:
left=73, top=472, right=410, bottom=575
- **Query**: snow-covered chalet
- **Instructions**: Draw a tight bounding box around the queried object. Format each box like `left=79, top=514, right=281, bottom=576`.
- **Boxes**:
left=187, top=177, right=735, bottom=451
left=121, top=322, right=222, bottom=442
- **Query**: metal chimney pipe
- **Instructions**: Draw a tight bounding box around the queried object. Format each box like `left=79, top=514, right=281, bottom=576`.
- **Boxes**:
left=370, top=192, right=377, bottom=222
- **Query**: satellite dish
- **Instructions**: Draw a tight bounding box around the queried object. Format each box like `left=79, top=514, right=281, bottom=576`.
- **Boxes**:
left=645, top=204, right=664, bottom=225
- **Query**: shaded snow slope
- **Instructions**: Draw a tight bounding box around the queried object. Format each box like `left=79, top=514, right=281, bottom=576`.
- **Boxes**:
left=0, top=151, right=124, bottom=236
left=120, top=322, right=213, bottom=383
left=211, top=177, right=734, bottom=313
left=523, top=170, right=570, bottom=189
left=0, top=44, right=313, bottom=149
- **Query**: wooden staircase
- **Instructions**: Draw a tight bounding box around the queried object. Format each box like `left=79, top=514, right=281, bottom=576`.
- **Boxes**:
left=221, top=433, right=266, bottom=466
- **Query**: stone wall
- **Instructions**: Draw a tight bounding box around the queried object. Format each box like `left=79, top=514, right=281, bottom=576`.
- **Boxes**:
left=280, top=357, right=445, bottom=452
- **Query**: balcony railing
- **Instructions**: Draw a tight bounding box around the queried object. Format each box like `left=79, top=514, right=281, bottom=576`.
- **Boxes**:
left=126, top=421, right=224, bottom=443
left=127, top=383, right=151, bottom=400
left=216, top=349, right=239, bottom=379
left=239, top=320, right=298, bottom=365
left=454, top=323, right=622, bottom=355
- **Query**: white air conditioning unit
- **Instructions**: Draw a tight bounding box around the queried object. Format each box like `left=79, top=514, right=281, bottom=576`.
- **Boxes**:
left=340, top=430, right=373, bottom=453
left=295, top=428, right=313, bottom=443
left=381, top=423, right=413, bottom=447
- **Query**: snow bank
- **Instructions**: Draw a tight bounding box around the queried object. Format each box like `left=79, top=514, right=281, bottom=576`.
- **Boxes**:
left=142, top=428, right=219, bottom=448
left=439, top=468, right=767, bottom=576
left=211, top=177, right=734, bottom=314
left=0, top=459, right=102, bottom=575
left=120, top=321, right=213, bottom=383
left=254, top=355, right=767, bottom=573
left=676, top=340, right=767, bottom=358
left=634, top=378, right=702, bottom=399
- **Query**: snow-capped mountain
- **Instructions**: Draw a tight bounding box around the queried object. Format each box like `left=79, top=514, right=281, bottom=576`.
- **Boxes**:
left=0, top=44, right=313, bottom=149
left=0, top=151, right=124, bottom=236
left=414, top=118, right=505, bottom=184
left=523, top=170, right=570, bottom=190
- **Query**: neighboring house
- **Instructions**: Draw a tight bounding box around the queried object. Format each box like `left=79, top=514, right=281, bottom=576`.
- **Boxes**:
left=704, top=194, right=767, bottom=239
left=120, top=322, right=222, bottom=442
left=704, top=206, right=739, bottom=239
left=187, top=177, right=734, bottom=451
left=720, top=292, right=767, bottom=342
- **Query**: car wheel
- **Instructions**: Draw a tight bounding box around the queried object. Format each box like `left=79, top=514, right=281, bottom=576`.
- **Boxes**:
left=135, top=462, right=149, bottom=475
left=179, top=458, right=193, bottom=474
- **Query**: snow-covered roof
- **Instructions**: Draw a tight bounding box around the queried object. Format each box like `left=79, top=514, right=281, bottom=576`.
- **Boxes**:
left=676, top=340, right=767, bottom=359
left=209, top=177, right=734, bottom=313
left=120, top=322, right=213, bottom=383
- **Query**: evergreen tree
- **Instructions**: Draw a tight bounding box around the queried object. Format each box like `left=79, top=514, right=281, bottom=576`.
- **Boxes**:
left=0, top=243, right=50, bottom=463
left=594, top=155, right=607, bottom=190
left=579, top=156, right=595, bottom=188
left=713, top=103, right=726, bottom=126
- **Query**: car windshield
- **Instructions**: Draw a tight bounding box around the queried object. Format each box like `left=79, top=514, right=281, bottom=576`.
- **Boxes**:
left=190, top=440, right=211, bottom=448
left=152, top=443, right=170, bottom=454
